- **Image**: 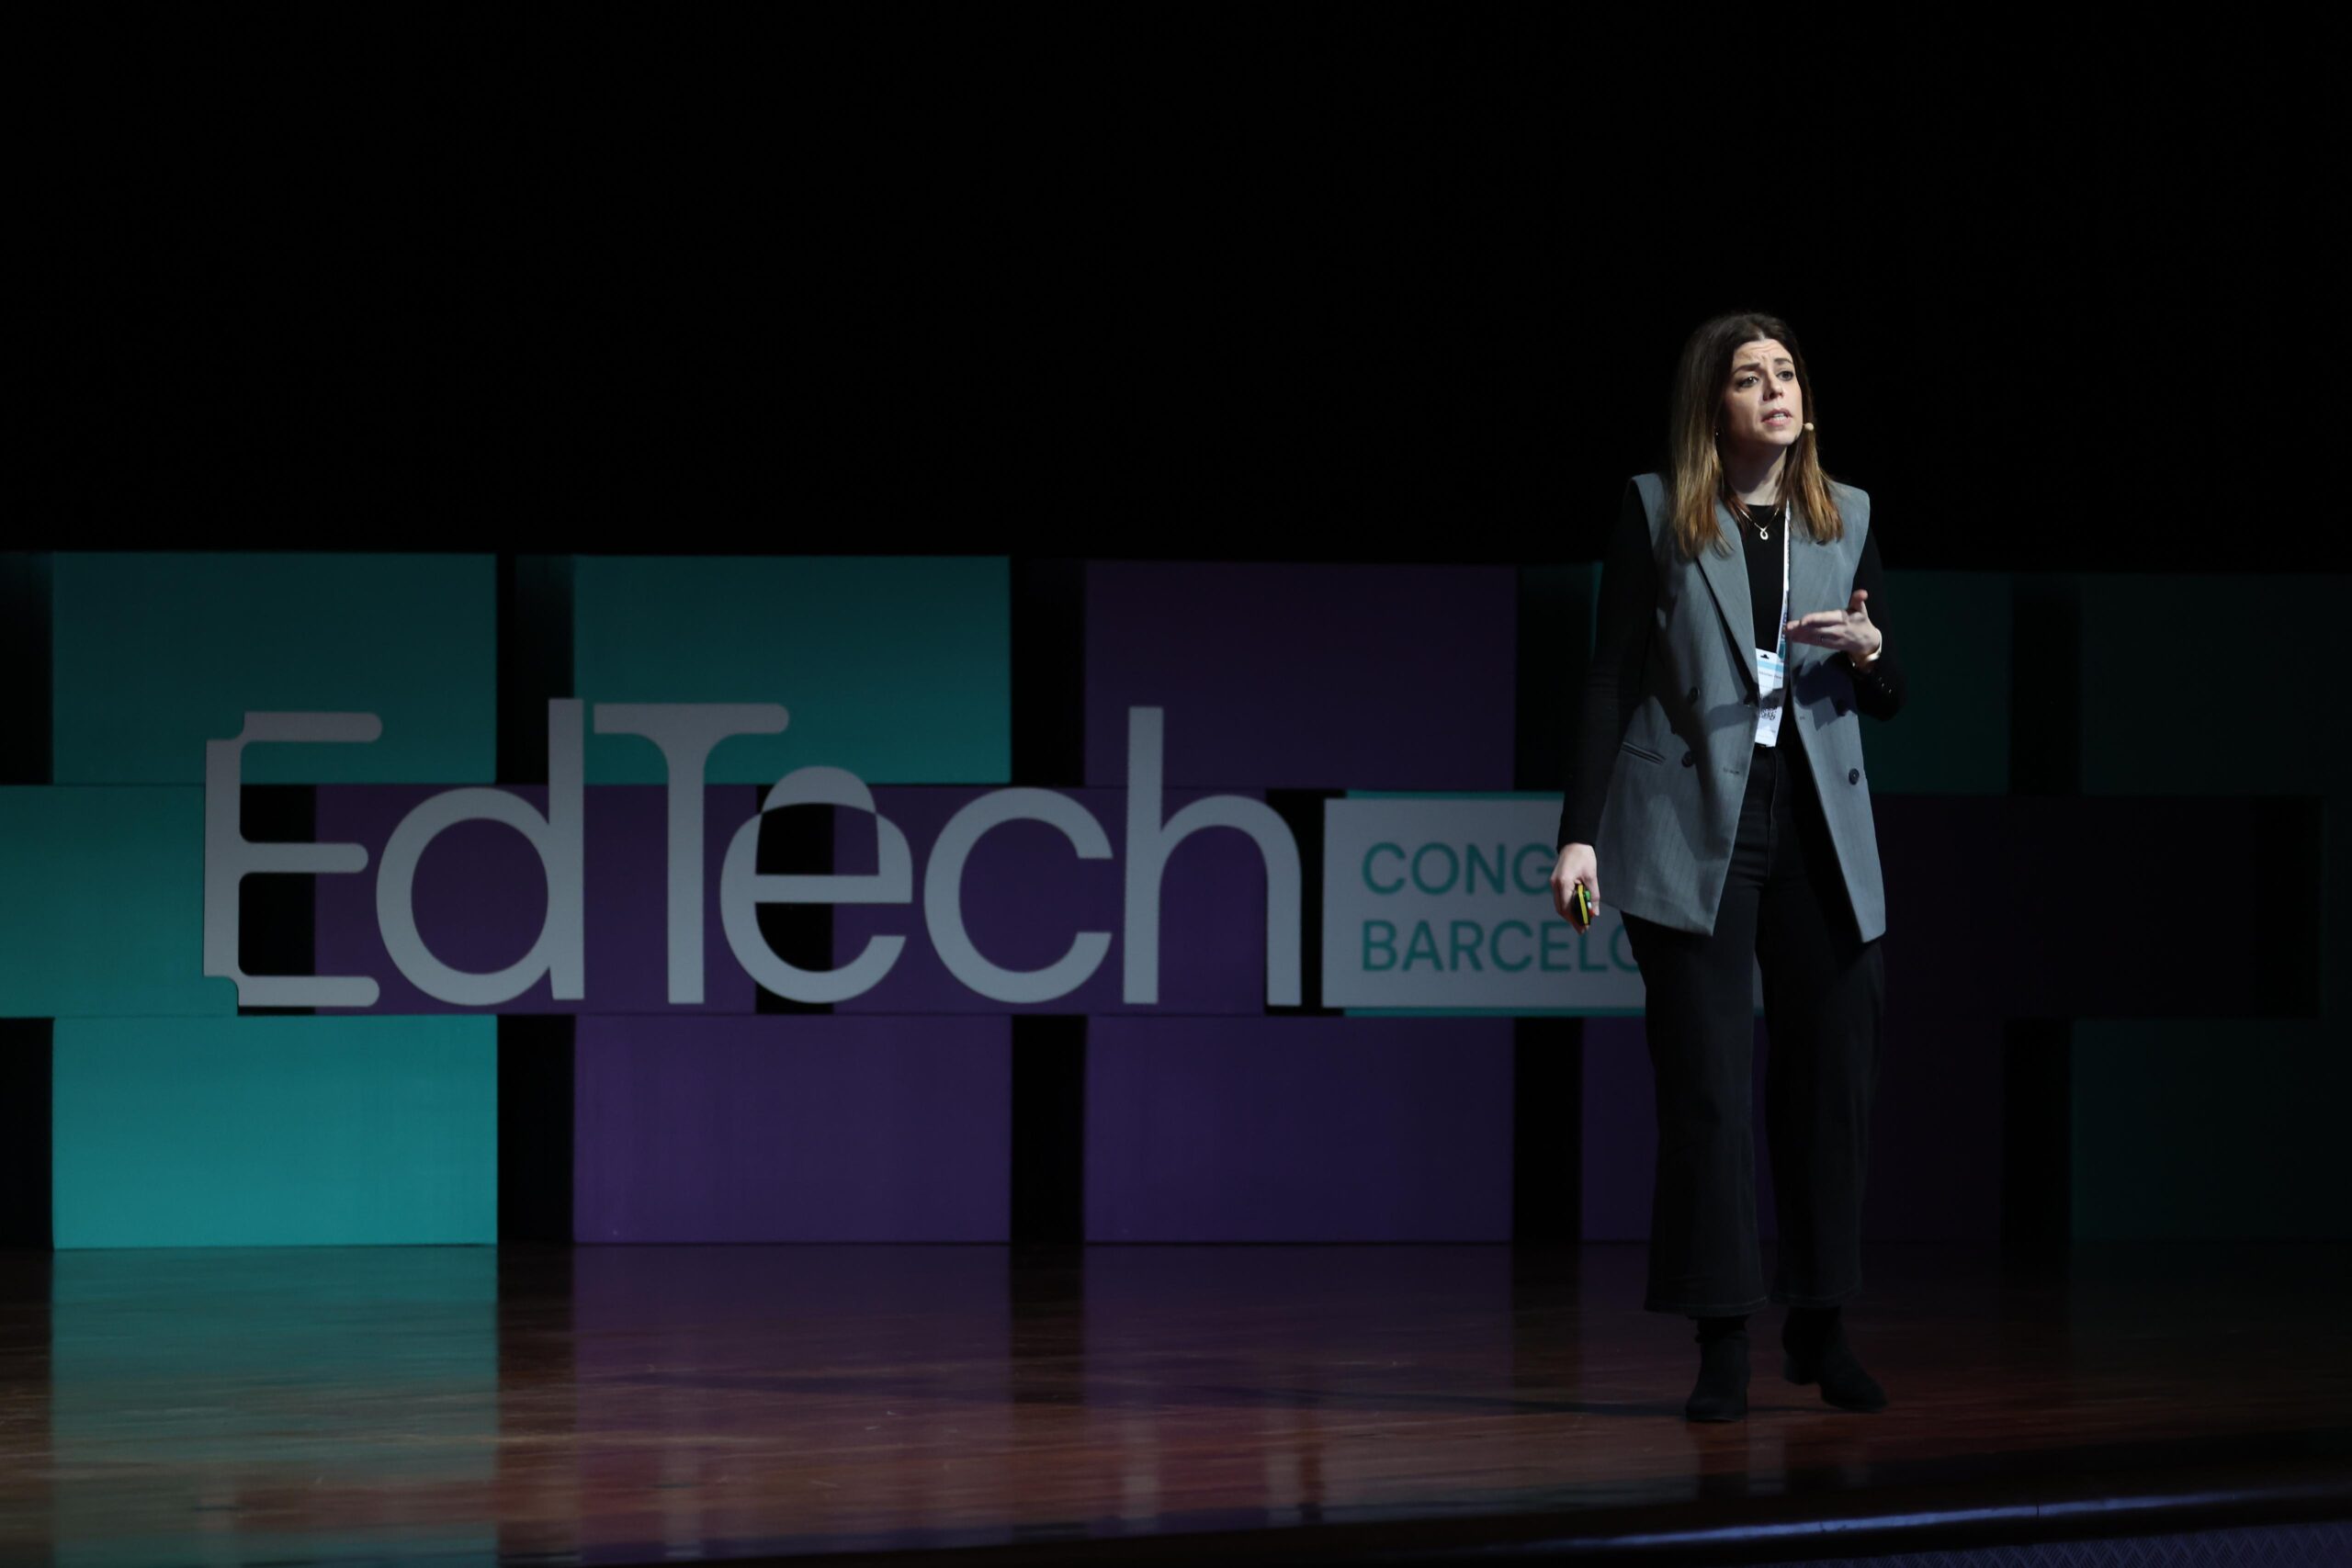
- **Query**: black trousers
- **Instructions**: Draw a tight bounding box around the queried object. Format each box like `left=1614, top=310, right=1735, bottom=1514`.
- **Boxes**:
left=1619, top=725, right=1886, bottom=1316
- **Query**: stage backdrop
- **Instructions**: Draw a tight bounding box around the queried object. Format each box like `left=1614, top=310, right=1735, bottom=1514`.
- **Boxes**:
left=0, top=552, right=2342, bottom=1247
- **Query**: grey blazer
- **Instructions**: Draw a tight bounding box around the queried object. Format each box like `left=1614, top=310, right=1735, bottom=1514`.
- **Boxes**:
left=1593, top=471, right=1887, bottom=942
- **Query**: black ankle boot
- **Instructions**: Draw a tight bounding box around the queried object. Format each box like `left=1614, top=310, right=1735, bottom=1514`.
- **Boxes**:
left=1685, top=1315, right=1749, bottom=1422
left=1781, top=1305, right=1888, bottom=1412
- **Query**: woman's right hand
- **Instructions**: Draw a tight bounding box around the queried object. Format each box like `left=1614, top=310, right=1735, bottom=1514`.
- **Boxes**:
left=1551, top=842, right=1600, bottom=931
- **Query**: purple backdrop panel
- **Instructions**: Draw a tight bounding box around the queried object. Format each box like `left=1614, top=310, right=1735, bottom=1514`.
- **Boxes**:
left=1582, top=1009, right=2000, bottom=1247
left=1082, top=562, right=1517, bottom=789
left=831, top=788, right=1272, bottom=1015
left=313, top=785, right=756, bottom=1014
left=1085, top=1016, right=1513, bottom=1242
left=573, top=1014, right=1011, bottom=1242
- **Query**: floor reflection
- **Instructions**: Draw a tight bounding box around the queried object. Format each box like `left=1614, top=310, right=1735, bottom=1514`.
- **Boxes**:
left=0, top=1242, right=2344, bottom=1566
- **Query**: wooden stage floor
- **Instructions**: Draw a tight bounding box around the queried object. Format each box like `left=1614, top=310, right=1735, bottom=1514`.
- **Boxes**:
left=1, top=1242, right=2348, bottom=1566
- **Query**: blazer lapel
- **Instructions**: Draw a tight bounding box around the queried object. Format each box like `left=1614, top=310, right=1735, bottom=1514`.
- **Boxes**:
left=1696, top=495, right=1755, bottom=692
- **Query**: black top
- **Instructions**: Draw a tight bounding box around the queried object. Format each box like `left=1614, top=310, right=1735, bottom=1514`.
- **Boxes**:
left=1555, top=483, right=1906, bottom=852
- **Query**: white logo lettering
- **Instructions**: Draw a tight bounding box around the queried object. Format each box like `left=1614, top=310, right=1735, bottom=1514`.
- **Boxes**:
left=198, top=703, right=1303, bottom=1010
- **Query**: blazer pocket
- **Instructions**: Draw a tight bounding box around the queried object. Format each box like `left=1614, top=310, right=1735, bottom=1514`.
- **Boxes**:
left=1619, top=739, right=1667, bottom=765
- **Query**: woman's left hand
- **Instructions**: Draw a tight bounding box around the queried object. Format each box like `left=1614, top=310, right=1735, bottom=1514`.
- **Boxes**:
left=1784, top=589, right=1881, bottom=660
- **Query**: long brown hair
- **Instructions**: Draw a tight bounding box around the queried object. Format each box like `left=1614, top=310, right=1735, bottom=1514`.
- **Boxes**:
left=1662, top=310, right=1846, bottom=562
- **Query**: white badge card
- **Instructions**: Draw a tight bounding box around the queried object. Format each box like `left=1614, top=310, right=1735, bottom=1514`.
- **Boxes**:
left=1754, top=647, right=1785, bottom=745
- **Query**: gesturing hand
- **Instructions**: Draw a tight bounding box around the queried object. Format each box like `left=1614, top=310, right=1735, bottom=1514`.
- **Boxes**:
left=1784, top=589, right=1882, bottom=661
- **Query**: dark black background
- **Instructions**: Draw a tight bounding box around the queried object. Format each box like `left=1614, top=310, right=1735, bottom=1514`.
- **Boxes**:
left=3, top=11, right=2335, bottom=1256
left=21, top=9, right=2332, bottom=570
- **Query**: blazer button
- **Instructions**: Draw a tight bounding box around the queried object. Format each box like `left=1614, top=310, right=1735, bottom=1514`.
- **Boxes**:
left=1681, top=751, right=1696, bottom=767
left=1848, top=767, right=1860, bottom=784
left=1686, top=685, right=1699, bottom=704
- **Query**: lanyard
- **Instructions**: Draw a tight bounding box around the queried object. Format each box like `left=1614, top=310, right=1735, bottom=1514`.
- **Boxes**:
left=1772, top=507, right=1790, bottom=666
left=1752, top=502, right=1792, bottom=746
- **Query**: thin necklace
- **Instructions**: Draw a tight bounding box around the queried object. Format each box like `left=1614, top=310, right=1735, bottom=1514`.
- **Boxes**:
left=1732, top=492, right=1786, bottom=541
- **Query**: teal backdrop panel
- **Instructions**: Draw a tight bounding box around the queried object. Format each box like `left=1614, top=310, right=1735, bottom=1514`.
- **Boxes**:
left=52, top=1016, right=497, bottom=1247
left=2079, top=573, right=2344, bottom=796
left=1855, top=569, right=2011, bottom=795
left=2072, top=1020, right=2350, bottom=1240
left=2331, top=796, right=2351, bottom=1022
left=0, top=786, right=232, bottom=1019
left=52, top=552, right=495, bottom=784
left=573, top=556, right=1011, bottom=784
left=2077, top=574, right=2350, bottom=1019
